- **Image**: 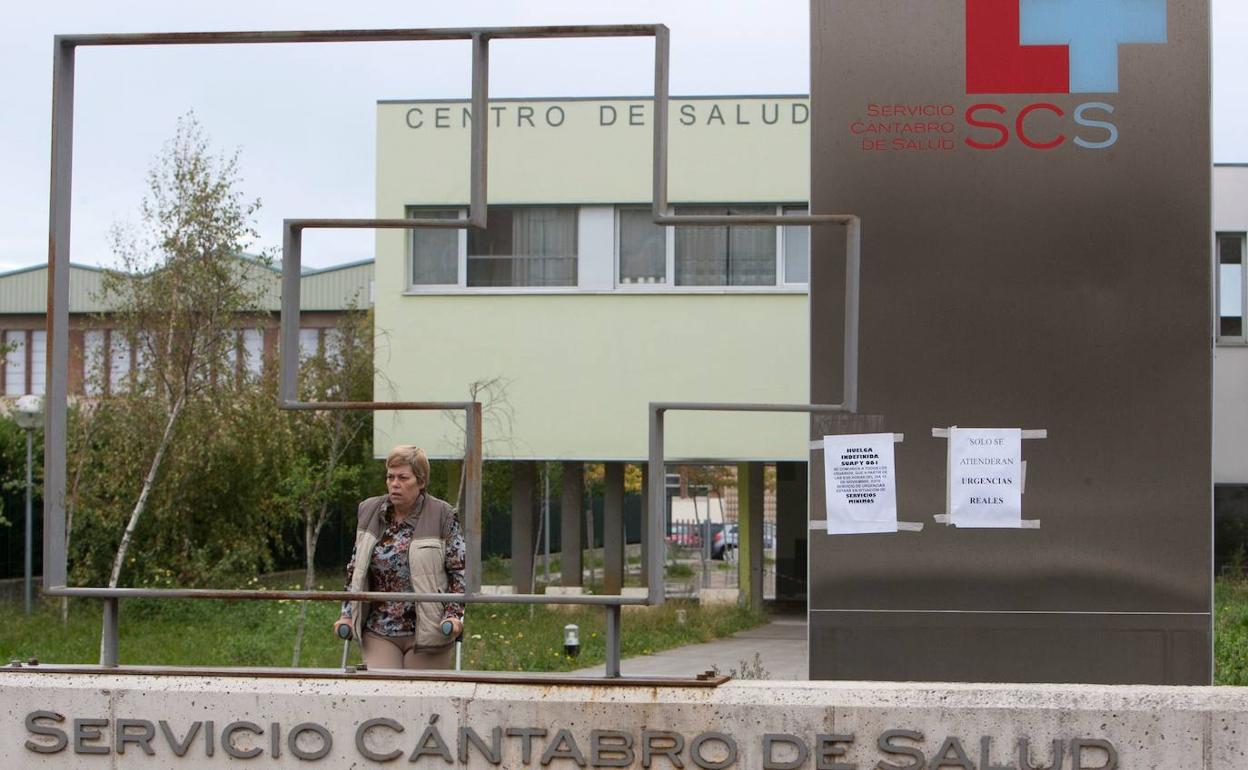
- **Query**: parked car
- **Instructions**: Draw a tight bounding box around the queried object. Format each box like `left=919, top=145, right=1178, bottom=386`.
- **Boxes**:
left=666, top=529, right=701, bottom=548
left=710, top=528, right=727, bottom=560
left=721, top=523, right=775, bottom=550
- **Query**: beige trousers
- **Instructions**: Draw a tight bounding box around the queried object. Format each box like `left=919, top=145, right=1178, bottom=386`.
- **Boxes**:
left=361, top=631, right=454, bottom=670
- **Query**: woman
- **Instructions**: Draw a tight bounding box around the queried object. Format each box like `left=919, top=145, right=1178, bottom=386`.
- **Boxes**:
left=333, top=445, right=465, bottom=669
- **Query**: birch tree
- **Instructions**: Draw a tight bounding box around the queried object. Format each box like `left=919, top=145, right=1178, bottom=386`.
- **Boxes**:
left=99, top=114, right=266, bottom=604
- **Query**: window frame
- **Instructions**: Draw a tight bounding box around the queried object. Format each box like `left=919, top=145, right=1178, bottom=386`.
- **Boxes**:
left=614, top=203, right=810, bottom=292
left=2, top=329, right=30, bottom=397
left=466, top=204, right=580, bottom=290
left=404, top=205, right=585, bottom=294
left=614, top=206, right=674, bottom=289
left=401, top=202, right=812, bottom=295
left=406, top=205, right=468, bottom=290
left=780, top=205, right=811, bottom=287
left=1218, top=232, right=1248, bottom=346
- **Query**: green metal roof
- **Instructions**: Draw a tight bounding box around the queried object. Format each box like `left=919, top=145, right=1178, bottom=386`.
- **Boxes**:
left=0, top=258, right=373, bottom=315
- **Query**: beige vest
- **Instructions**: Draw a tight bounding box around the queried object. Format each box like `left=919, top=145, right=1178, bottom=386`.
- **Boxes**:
left=348, top=494, right=453, bottom=648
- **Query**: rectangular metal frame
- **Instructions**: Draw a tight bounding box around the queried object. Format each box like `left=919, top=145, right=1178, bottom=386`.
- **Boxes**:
left=43, top=23, right=865, bottom=678
left=646, top=402, right=854, bottom=606
left=42, top=24, right=670, bottom=675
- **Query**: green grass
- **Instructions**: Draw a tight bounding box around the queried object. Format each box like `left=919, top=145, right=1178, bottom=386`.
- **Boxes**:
left=461, top=601, right=763, bottom=672
left=1216, top=576, right=1248, bottom=685
left=0, top=594, right=765, bottom=672
left=19, top=577, right=1243, bottom=679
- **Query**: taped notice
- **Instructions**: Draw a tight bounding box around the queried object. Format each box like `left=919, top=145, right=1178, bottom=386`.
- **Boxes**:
left=949, top=427, right=1022, bottom=528
left=823, top=433, right=898, bottom=534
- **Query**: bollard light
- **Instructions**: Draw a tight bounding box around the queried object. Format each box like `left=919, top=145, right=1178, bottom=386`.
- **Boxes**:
left=13, top=395, right=42, bottom=430
left=13, top=394, right=42, bottom=616
left=563, top=623, right=580, bottom=658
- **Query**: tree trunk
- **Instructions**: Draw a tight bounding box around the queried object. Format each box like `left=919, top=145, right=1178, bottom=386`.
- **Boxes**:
left=106, top=392, right=185, bottom=589
left=291, top=514, right=318, bottom=667
left=99, top=391, right=185, bottom=664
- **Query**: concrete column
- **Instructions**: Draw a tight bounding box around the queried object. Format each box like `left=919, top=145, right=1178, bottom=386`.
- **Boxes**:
left=603, top=462, right=625, bottom=595
left=560, top=462, right=584, bottom=587
left=737, top=462, right=765, bottom=611
left=510, top=461, right=535, bottom=593
left=774, top=461, right=808, bottom=603
left=639, top=464, right=649, bottom=589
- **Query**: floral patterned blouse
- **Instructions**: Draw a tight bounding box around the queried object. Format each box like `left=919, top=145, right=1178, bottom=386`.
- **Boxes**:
left=341, top=494, right=466, bottom=637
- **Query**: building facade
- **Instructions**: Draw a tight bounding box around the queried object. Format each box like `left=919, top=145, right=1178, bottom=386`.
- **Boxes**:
left=373, top=95, right=815, bottom=600
left=373, top=96, right=813, bottom=464
left=1215, top=162, right=1248, bottom=563
left=0, top=258, right=373, bottom=399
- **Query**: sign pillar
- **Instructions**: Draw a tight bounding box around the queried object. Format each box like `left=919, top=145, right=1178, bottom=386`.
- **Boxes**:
left=808, top=0, right=1211, bottom=683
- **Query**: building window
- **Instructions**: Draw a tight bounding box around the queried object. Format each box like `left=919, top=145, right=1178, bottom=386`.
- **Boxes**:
left=674, top=205, right=777, bottom=286
left=298, top=328, right=321, bottom=360
left=409, top=208, right=462, bottom=286
left=109, top=334, right=131, bottom=394
left=83, top=329, right=106, bottom=396
left=1219, top=233, right=1247, bottom=342
left=468, top=206, right=578, bottom=287
left=782, top=207, right=810, bottom=285
left=323, top=328, right=343, bottom=363
left=618, top=208, right=667, bottom=285
left=3, top=330, right=26, bottom=396
left=241, top=328, right=264, bottom=376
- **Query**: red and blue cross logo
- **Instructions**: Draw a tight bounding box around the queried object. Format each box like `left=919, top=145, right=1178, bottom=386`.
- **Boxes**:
left=966, top=0, right=1167, bottom=94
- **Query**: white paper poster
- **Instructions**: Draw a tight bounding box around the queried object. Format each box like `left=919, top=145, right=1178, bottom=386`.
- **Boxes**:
left=948, top=427, right=1022, bottom=528
left=823, top=433, right=898, bottom=534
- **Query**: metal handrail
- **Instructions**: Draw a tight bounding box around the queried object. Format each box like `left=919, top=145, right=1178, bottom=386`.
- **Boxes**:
left=44, top=587, right=649, bottom=606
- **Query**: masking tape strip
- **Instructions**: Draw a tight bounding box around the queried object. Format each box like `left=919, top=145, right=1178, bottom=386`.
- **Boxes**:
left=934, top=514, right=1040, bottom=529
left=809, top=520, right=924, bottom=532
left=809, top=433, right=903, bottom=450
left=931, top=427, right=1048, bottom=439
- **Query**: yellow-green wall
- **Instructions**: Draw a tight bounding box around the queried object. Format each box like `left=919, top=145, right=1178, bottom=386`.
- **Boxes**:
left=372, top=293, right=809, bottom=461
left=373, top=96, right=812, bottom=461
left=375, top=97, right=810, bottom=210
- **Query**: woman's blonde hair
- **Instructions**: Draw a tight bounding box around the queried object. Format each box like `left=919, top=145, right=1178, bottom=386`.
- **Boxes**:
left=386, top=445, right=430, bottom=488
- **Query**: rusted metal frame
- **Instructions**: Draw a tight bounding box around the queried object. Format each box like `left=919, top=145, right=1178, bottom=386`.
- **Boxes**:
left=648, top=23, right=855, bottom=232
left=645, top=15, right=863, bottom=413
left=54, top=25, right=661, bottom=48
left=463, top=402, right=483, bottom=592
left=47, top=586, right=649, bottom=606
left=43, top=37, right=74, bottom=590
left=45, top=24, right=669, bottom=676
left=101, top=598, right=119, bottom=667
left=605, top=605, right=622, bottom=677
left=647, top=402, right=854, bottom=608
left=45, top=22, right=668, bottom=592
left=3, top=664, right=730, bottom=687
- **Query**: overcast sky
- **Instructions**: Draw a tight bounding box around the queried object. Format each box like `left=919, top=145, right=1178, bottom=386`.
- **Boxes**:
left=2, top=0, right=1245, bottom=272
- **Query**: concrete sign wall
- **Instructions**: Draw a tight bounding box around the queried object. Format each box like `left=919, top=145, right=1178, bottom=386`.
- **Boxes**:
left=5, top=674, right=1248, bottom=768
left=808, top=0, right=1211, bottom=683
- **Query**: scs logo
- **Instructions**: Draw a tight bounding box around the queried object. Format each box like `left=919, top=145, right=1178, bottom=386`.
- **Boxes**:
left=963, top=0, right=1166, bottom=150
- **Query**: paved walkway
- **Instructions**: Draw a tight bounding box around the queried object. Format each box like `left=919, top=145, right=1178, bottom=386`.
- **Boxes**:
left=572, top=613, right=808, bottom=680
